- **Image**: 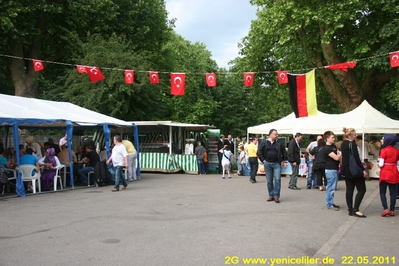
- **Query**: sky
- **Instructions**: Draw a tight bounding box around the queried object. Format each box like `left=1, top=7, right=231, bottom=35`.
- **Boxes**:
left=165, top=0, right=258, bottom=69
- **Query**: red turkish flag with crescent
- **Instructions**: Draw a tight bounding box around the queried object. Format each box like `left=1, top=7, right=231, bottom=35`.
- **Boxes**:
left=77, top=65, right=87, bottom=74
left=170, top=73, right=186, bottom=96
left=84, top=67, right=105, bottom=83
left=277, top=70, right=288, bottom=84
left=206, top=73, right=216, bottom=87
left=390, top=52, right=399, bottom=68
left=149, top=71, right=159, bottom=84
left=124, top=70, right=134, bottom=84
left=33, top=60, right=44, bottom=72
left=244, top=72, right=254, bottom=87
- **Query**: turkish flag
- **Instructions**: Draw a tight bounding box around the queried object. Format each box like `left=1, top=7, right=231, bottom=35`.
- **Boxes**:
left=244, top=72, right=254, bottom=87
left=33, top=60, right=44, bottom=72
left=77, top=65, right=87, bottom=74
left=170, top=73, right=186, bottom=96
left=124, top=70, right=134, bottom=84
left=206, top=73, right=216, bottom=87
left=84, top=67, right=105, bottom=83
left=149, top=71, right=159, bottom=84
left=277, top=70, right=288, bottom=84
left=390, top=52, right=399, bottom=67
left=326, top=61, right=356, bottom=72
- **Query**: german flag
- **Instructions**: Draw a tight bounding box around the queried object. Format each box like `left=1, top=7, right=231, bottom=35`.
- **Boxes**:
left=288, top=70, right=318, bottom=118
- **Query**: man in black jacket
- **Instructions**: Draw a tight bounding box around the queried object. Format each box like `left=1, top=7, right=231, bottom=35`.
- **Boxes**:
left=288, top=133, right=303, bottom=190
left=257, top=129, right=288, bottom=203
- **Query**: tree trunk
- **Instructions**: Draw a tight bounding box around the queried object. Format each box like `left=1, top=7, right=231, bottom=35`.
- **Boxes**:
left=9, top=38, right=41, bottom=97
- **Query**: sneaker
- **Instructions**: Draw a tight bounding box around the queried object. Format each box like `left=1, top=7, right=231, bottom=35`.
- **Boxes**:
left=381, top=209, right=389, bottom=217
left=121, top=185, right=127, bottom=190
left=388, top=211, right=395, bottom=216
left=111, top=188, right=119, bottom=192
left=327, top=206, right=339, bottom=211
left=222, top=176, right=225, bottom=179
left=228, top=176, right=231, bottom=179
left=333, top=204, right=340, bottom=209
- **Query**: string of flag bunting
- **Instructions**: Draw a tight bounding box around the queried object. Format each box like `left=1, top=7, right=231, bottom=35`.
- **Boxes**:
left=1, top=51, right=398, bottom=98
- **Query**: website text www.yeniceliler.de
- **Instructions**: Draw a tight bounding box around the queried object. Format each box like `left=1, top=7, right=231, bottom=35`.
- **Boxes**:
left=224, top=255, right=396, bottom=265
left=225, top=255, right=332, bottom=265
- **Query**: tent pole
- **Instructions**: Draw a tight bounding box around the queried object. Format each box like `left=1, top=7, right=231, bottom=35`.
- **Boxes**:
left=66, top=121, right=74, bottom=188
left=169, top=126, right=173, bottom=155
left=13, top=123, right=25, bottom=197
left=133, top=124, right=140, bottom=177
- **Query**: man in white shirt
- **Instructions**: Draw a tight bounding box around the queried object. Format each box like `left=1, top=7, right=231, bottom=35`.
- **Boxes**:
left=106, top=135, right=128, bottom=192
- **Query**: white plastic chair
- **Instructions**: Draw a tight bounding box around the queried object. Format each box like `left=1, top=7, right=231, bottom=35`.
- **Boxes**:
left=53, top=165, right=64, bottom=191
left=19, top=164, right=41, bottom=194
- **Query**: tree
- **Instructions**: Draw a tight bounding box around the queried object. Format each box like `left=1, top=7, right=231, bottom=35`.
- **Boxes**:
left=160, top=32, right=219, bottom=124
left=41, top=34, right=169, bottom=121
left=241, top=0, right=399, bottom=111
left=0, top=0, right=170, bottom=97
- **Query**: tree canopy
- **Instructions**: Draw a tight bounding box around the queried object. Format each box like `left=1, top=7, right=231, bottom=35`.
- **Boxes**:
left=1, top=0, right=399, bottom=134
left=241, top=0, right=399, bottom=112
left=0, top=0, right=170, bottom=97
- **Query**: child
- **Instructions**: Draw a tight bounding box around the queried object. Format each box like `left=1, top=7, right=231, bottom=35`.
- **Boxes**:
left=378, top=134, right=399, bottom=217
left=238, top=146, right=247, bottom=176
left=219, top=145, right=232, bottom=179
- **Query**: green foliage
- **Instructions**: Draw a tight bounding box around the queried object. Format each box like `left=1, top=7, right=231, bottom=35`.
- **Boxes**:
left=40, top=33, right=168, bottom=121
left=242, top=0, right=399, bottom=112
left=0, top=0, right=170, bottom=96
left=160, top=32, right=219, bottom=124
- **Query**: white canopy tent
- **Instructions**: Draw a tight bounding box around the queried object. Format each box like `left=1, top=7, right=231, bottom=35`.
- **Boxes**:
left=248, top=100, right=399, bottom=135
left=0, top=93, right=132, bottom=128
left=0, top=93, right=135, bottom=196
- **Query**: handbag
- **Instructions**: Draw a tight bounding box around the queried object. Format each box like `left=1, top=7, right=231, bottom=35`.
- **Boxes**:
left=349, top=142, right=363, bottom=178
left=203, top=151, right=208, bottom=163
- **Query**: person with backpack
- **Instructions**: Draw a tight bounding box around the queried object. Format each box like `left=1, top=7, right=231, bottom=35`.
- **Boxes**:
left=310, top=138, right=327, bottom=191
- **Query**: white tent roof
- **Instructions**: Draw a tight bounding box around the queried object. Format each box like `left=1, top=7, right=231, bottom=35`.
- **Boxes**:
left=0, top=93, right=132, bottom=127
left=248, top=100, right=399, bottom=135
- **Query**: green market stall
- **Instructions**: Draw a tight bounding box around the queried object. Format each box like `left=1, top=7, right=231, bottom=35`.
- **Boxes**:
left=131, top=121, right=215, bottom=174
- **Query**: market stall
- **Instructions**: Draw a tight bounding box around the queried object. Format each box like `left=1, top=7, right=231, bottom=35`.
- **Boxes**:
left=130, top=121, right=215, bottom=174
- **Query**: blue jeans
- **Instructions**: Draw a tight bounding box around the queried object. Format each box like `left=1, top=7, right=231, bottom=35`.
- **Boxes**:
left=237, top=158, right=243, bottom=174
left=114, top=165, right=127, bottom=190
left=245, top=160, right=251, bottom=176
left=265, top=161, right=282, bottom=198
left=197, top=159, right=205, bottom=174
left=78, top=166, right=94, bottom=185
left=306, top=161, right=318, bottom=188
left=325, top=169, right=338, bottom=208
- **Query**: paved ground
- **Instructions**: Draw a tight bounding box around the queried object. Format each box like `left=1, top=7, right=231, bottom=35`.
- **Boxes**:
left=0, top=173, right=398, bottom=266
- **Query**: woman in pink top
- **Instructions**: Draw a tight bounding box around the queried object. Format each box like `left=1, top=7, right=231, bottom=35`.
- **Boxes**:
left=378, top=134, right=399, bottom=217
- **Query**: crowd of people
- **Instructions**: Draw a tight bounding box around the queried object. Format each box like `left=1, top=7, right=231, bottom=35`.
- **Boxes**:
left=0, top=134, right=138, bottom=193
left=192, top=129, right=399, bottom=217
